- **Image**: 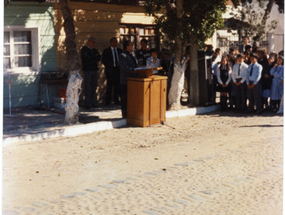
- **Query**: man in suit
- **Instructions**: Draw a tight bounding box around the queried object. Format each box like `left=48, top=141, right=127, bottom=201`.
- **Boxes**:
left=102, top=37, right=123, bottom=105
left=239, top=36, right=251, bottom=53
left=81, top=36, right=101, bottom=109
left=246, top=53, right=263, bottom=114
left=119, top=40, right=138, bottom=118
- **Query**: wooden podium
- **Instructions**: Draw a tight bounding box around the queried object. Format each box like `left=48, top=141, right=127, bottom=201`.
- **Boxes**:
left=127, top=68, right=167, bottom=127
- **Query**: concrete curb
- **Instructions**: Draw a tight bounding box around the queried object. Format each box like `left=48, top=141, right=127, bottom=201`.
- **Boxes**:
left=3, top=104, right=220, bottom=145
left=166, top=104, right=220, bottom=118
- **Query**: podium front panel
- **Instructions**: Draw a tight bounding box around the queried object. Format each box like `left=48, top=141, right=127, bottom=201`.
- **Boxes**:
left=127, top=76, right=167, bottom=127
left=127, top=79, right=150, bottom=127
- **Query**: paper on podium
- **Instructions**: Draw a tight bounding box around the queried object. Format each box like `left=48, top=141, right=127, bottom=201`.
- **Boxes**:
left=132, top=67, right=163, bottom=78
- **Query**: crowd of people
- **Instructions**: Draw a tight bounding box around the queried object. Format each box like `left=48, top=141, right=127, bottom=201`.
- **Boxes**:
left=212, top=36, right=284, bottom=114
left=80, top=37, right=173, bottom=117
left=80, top=35, right=284, bottom=118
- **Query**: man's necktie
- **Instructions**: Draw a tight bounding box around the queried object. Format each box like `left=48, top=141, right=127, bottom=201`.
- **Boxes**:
left=250, top=65, right=253, bottom=76
left=238, top=64, right=241, bottom=76
left=112, top=47, right=119, bottom=67
left=115, top=48, right=119, bottom=67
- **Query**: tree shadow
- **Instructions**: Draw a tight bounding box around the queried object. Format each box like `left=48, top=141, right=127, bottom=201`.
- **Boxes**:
left=205, top=109, right=284, bottom=118
left=240, top=124, right=283, bottom=128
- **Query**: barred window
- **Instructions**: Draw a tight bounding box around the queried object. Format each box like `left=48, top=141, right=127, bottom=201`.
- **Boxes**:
left=119, top=24, right=159, bottom=51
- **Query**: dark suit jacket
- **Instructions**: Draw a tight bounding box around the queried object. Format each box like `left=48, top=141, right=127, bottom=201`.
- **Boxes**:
left=239, top=44, right=245, bottom=54
left=102, top=47, right=123, bottom=76
left=81, top=46, right=101, bottom=71
left=119, top=50, right=138, bottom=85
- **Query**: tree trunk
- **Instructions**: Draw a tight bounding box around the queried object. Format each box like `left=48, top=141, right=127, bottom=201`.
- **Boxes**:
left=59, top=0, right=83, bottom=124
left=65, top=73, right=82, bottom=124
left=262, top=0, right=275, bottom=26
left=168, top=61, right=187, bottom=110
left=189, top=39, right=200, bottom=106
left=168, top=0, right=185, bottom=110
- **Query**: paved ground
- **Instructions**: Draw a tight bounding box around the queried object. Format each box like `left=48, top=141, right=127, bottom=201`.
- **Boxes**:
left=3, top=105, right=123, bottom=140
left=3, top=104, right=220, bottom=145
left=2, top=111, right=283, bottom=215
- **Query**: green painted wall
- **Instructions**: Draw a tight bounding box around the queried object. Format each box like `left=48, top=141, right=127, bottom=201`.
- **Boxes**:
left=3, top=74, right=58, bottom=108
left=4, top=2, right=58, bottom=109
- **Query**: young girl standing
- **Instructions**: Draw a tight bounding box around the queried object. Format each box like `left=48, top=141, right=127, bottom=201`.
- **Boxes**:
left=217, top=56, right=232, bottom=111
left=270, top=56, right=284, bottom=112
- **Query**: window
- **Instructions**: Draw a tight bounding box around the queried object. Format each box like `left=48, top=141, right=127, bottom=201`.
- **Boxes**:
left=119, top=24, right=159, bottom=51
left=4, top=26, right=39, bottom=73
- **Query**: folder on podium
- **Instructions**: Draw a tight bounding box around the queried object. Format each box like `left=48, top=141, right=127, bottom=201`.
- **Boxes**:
left=127, top=67, right=167, bottom=127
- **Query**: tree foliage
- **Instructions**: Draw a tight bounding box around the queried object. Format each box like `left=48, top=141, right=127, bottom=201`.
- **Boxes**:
left=145, top=0, right=229, bottom=49
left=232, top=0, right=284, bottom=13
left=229, top=0, right=283, bottom=41
left=145, top=0, right=283, bottom=46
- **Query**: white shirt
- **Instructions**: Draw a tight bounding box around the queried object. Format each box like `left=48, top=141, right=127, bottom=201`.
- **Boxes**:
left=232, top=62, right=248, bottom=83
left=146, top=56, right=161, bottom=74
left=111, top=47, right=119, bottom=67
left=217, top=65, right=232, bottom=85
left=212, top=63, right=219, bottom=76
left=212, top=54, right=221, bottom=65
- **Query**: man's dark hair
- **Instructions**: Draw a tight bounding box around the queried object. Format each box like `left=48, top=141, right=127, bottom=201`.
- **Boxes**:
left=150, top=48, right=157, bottom=53
left=243, top=36, right=249, bottom=40
left=215, top=48, right=221, bottom=53
left=250, top=53, right=259, bottom=59
left=278, top=55, right=284, bottom=65
left=237, top=53, right=245, bottom=59
left=206, top=44, right=213, bottom=50
left=123, top=40, right=131, bottom=50
left=88, top=36, right=95, bottom=41
left=141, top=38, right=148, bottom=44
left=245, top=45, right=252, bottom=52
left=110, top=37, right=117, bottom=42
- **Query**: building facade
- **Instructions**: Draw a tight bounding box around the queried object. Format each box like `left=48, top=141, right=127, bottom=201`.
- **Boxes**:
left=4, top=0, right=283, bottom=108
left=4, top=0, right=158, bottom=108
left=4, top=1, right=57, bottom=109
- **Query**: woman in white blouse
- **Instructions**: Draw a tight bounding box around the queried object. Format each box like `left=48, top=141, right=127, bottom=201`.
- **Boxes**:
left=216, top=55, right=232, bottom=110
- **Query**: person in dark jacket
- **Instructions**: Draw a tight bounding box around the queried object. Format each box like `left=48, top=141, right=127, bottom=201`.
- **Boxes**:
left=102, top=37, right=123, bottom=106
left=258, top=49, right=271, bottom=110
left=161, top=49, right=174, bottom=109
left=81, top=36, right=101, bottom=109
left=268, top=54, right=277, bottom=70
left=135, top=39, right=150, bottom=67
left=119, top=40, right=138, bottom=118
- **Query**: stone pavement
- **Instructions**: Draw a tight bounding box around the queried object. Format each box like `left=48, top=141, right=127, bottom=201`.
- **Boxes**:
left=2, top=110, right=283, bottom=215
left=3, top=104, right=220, bottom=145
left=2, top=135, right=282, bottom=215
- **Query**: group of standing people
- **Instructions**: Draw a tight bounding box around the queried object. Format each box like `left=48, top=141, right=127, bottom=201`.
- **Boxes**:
left=212, top=36, right=284, bottom=114
left=80, top=35, right=284, bottom=117
left=80, top=36, right=172, bottom=117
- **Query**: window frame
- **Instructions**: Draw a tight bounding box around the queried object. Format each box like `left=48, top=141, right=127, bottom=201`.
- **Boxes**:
left=119, top=24, right=160, bottom=52
left=4, top=25, right=40, bottom=75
